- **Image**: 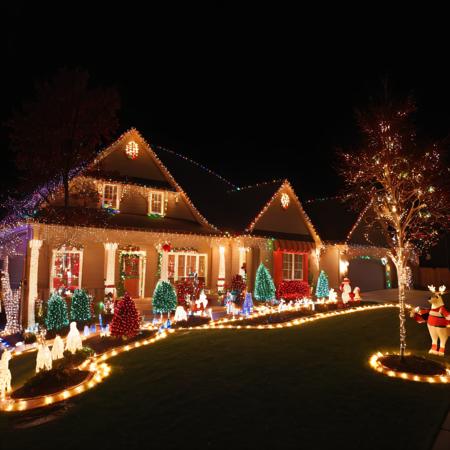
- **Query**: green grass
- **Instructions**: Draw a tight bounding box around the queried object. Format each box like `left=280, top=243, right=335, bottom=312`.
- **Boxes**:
left=1, top=308, right=449, bottom=450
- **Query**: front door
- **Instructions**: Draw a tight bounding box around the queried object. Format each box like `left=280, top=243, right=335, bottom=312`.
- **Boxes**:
left=122, top=255, right=140, bottom=298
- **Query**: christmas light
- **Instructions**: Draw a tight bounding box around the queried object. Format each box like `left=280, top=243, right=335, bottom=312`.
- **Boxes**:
left=125, top=140, right=139, bottom=160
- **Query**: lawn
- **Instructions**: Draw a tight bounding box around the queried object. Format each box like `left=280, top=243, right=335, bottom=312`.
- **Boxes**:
left=1, top=308, right=449, bottom=450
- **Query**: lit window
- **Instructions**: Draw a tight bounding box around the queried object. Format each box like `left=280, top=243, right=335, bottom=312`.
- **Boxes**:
left=167, top=252, right=208, bottom=283
left=51, top=248, right=83, bottom=292
left=282, top=253, right=303, bottom=280
left=149, top=191, right=164, bottom=215
left=102, top=184, right=119, bottom=209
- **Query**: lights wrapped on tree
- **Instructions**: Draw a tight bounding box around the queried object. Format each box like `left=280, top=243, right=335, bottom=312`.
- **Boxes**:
left=110, top=293, right=140, bottom=338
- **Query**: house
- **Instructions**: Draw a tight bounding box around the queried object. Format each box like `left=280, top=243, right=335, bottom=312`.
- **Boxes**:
left=0, top=129, right=324, bottom=329
left=304, top=197, right=400, bottom=292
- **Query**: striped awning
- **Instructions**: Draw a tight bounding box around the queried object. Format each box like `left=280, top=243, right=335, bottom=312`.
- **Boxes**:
left=273, top=239, right=315, bottom=253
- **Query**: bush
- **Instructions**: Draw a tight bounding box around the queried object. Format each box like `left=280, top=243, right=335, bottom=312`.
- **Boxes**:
left=54, top=346, right=94, bottom=370
left=230, top=274, right=246, bottom=303
left=23, top=332, right=37, bottom=344
left=276, top=280, right=310, bottom=300
left=11, top=367, right=90, bottom=399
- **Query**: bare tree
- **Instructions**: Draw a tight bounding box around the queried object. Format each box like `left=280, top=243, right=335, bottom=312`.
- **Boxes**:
left=6, top=68, right=120, bottom=216
left=340, top=96, right=450, bottom=359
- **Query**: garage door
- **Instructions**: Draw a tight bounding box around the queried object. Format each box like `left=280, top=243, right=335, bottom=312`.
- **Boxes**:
left=348, top=258, right=385, bottom=292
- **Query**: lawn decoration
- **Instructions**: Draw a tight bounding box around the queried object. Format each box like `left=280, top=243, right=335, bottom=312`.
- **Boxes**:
left=254, top=264, right=276, bottom=302
left=111, top=293, right=141, bottom=338
left=340, top=278, right=352, bottom=304
left=51, top=335, right=65, bottom=360
left=241, top=292, right=253, bottom=315
left=65, top=322, right=83, bottom=354
left=83, top=325, right=90, bottom=336
left=224, top=291, right=234, bottom=314
left=195, top=290, right=208, bottom=315
left=411, top=285, right=450, bottom=356
left=0, top=350, right=12, bottom=399
left=328, top=288, right=338, bottom=303
left=36, top=341, right=52, bottom=373
left=353, top=287, right=362, bottom=303
left=174, top=305, right=187, bottom=322
left=315, top=270, right=329, bottom=301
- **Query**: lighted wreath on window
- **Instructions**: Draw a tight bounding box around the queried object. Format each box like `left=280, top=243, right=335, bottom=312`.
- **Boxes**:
left=125, top=140, right=139, bottom=160
left=281, top=193, right=290, bottom=209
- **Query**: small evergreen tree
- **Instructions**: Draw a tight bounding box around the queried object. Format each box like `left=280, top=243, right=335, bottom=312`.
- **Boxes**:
left=152, top=281, right=177, bottom=314
left=110, top=292, right=140, bottom=338
left=45, top=292, right=69, bottom=331
left=254, top=263, right=276, bottom=302
left=241, top=292, right=253, bottom=315
left=70, top=289, right=92, bottom=323
left=315, top=270, right=329, bottom=300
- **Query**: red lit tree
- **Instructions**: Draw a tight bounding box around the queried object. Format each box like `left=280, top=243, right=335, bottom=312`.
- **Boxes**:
left=110, top=292, right=141, bottom=338
left=340, top=95, right=450, bottom=358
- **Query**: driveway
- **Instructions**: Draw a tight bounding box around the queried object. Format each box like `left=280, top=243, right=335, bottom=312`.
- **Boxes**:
left=364, top=289, right=431, bottom=307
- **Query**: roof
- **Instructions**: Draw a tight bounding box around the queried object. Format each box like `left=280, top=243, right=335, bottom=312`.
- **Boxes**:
left=303, top=197, right=360, bottom=243
left=304, top=196, right=388, bottom=247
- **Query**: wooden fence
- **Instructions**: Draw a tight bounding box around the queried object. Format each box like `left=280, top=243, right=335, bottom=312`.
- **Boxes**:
left=418, top=267, right=450, bottom=288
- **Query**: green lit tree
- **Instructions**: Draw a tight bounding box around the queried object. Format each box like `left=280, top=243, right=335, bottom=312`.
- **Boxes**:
left=70, top=289, right=92, bottom=323
left=45, top=292, right=69, bottom=331
left=315, top=270, right=329, bottom=300
left=254, top=263, right=276, bottom=302
left=152, top=281, right=177, bottom=316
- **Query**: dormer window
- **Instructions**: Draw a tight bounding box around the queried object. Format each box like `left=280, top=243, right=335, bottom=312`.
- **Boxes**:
left=149, top=191, right=164, bottom=216
left=102, top=184, right=119, bottom=209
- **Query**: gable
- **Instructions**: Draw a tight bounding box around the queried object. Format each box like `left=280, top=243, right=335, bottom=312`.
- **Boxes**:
left=252, top=184, right=314, bottom=239
left=92, top=129, right=168, bottom=183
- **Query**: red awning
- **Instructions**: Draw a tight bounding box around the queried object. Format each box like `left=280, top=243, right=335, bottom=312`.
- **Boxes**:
left=273, top=240, right=315, bottom=253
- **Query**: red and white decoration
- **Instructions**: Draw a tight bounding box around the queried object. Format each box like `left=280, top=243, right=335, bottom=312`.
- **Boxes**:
left=411, top=285, right=450, bottom=356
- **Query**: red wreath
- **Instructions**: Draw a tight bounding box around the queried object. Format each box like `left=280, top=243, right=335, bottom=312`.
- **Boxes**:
left=162, top=243, right=172, bottom=252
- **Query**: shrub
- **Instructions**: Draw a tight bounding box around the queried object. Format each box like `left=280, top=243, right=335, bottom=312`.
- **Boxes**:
left=54, top=346, right=94, bottom=370
left=277, top=280, right=310, bottom=300
left=230, top=274, right=246, bottom=303
left=23, top=332, right=37, bottom=344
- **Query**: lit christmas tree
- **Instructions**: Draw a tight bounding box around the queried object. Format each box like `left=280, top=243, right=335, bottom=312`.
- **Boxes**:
left=110, top=292, right=141, bottom=338
left=70, top=289, right=92, bottom=323
left=254, top=263, right=276, bottom=302
left=152, top=281, right=177, bottom=315
left=241, top=292, right=253, bottom=315
left=45, top=292, right=69, bottom=331
left=315, top=270, right=329, bottom=300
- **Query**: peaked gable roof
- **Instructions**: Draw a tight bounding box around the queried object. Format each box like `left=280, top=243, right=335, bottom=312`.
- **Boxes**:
left=88, top=128, right=220, bottom=232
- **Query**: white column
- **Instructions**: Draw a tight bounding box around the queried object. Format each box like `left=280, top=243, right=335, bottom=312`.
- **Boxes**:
left=217, top=245, right=226, bottom=290
left=28, top=239, right=43, bottom=329
left=238, top=247, right=247, bottom=278
left=104, top=243, right=118, bottom=295
left=160, top=251, right=169, bottom=282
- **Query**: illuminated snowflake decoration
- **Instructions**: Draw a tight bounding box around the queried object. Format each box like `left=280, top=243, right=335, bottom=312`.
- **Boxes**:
left=125, top=141, right=139, bottom=160
left=281, top=193, right=290, bottom=209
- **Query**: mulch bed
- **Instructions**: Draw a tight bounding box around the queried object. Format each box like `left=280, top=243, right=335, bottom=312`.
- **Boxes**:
left=172, top=316, right=211, bottom=329
left=83, top=329, right=156, bottom=354
left=11, top=368, right=90, bottom=399
left=380, top=355, right=447, bottom=376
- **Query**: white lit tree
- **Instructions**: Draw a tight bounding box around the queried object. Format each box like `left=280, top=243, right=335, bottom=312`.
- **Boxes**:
left=340, top=96, right=450, bottom=359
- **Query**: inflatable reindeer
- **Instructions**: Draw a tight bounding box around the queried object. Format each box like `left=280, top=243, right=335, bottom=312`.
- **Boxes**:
left=410, top=285, right=450, bottom=356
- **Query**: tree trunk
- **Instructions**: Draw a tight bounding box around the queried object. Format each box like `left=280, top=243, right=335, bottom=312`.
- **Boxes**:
left=397, top=258, right=407, bottom=360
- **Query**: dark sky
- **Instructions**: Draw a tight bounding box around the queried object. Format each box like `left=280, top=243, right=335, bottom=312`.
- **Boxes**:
left=2, top=4, right=450, bottom=200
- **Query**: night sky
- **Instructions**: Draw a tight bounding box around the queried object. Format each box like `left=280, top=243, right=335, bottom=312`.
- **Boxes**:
left=2, top=5, right=450, bottom=200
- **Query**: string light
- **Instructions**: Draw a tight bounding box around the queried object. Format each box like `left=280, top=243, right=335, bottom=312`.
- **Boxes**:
left=125, top=140, right=139, bottom=160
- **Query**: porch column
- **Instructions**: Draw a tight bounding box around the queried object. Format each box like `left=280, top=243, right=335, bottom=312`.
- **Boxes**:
left=238, top=247, right=247, bottom=278
left=104, top=242, right=118, bottom=295
left=27, top=239, right=42, bottom=329
left=217, top=245, right=226, bottom=290
left=160, top=250, right=169, bottom=282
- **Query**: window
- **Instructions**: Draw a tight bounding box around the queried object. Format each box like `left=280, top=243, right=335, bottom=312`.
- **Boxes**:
left=282, top=252, right=304, bottom=280
left=102, top=184, right=119, bottom=209
left=149, top=191, right=164, bottom=215
left=51, top=248, right=83, bottom=292
left=167, top=252, right=208, bottom=283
